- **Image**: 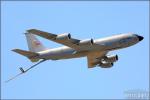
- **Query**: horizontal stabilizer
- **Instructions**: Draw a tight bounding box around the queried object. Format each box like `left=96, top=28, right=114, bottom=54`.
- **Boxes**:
left=12, top=49, right=39, bottom=58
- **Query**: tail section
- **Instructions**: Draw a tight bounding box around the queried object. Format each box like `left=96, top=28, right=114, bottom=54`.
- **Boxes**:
left=25, top=33, right=47, bottom=52
left=12, top=49, right=40, bottom=62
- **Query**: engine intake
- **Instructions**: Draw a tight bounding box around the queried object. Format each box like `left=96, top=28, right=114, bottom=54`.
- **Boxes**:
left=78, top=39, right=94, bottom=46
left=56, top=33, right=71, bottom=40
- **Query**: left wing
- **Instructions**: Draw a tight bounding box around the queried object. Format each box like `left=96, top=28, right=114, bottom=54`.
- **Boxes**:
left=27, top=29, right=80, bottom=50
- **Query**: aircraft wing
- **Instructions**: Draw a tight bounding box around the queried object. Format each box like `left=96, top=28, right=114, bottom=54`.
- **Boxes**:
left=27, top=29, right=80, bottom=50
left=87, top=51, right=107, bottom=68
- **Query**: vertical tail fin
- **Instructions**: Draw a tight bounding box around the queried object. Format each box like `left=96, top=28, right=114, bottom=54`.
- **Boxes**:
left=25, top=33, right=47, bottom=52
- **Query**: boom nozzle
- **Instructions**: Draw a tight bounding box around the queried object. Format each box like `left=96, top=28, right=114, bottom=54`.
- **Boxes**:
left=19, top=67, right=25, bottom=73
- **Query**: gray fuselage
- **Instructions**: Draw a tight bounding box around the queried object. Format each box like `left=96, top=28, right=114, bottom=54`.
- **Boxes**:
left=38, top=33, right=141, bottom=60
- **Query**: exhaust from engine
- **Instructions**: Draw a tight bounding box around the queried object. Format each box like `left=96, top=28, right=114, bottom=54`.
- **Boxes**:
left=98, top=62, right=113, bottom=68
left=104, top=55, right=118, bottom=63
left=77, top=39, right=94, bottom=46
left=56, top=33, right=71, bottom=40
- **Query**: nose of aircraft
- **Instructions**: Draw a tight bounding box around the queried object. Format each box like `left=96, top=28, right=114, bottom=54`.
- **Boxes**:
left=137, top=35, right=144, bottom=41
left=135, top=34, right=144, bottom=41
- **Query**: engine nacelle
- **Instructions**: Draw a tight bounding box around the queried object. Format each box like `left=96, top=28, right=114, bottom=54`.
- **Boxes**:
left=78, top=39, right=94, bottom=46
left=104, top=55, right=118, bottom=63
left=56, top=33, right=71, bottom=40
left=98, top=62, right=113, bottom=68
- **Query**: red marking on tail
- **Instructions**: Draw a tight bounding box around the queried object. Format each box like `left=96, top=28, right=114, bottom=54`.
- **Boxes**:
left=33, top=40, right=41, bottom=46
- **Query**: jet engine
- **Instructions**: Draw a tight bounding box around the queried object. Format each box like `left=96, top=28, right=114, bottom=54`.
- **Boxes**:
left=98, top=62, right=113, bottom=68
left=104, top=55, right=118, bottom=63
left=56, top=33, right=71, bottom=40
left=78, top=39, right=94, bottom=46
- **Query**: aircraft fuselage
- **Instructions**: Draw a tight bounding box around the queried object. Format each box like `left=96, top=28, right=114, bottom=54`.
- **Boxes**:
left=38, top=33, right=142, bottom=60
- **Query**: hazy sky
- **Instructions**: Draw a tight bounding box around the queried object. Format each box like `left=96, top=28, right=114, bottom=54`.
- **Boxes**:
left=1, top=1, right=149, bottom=99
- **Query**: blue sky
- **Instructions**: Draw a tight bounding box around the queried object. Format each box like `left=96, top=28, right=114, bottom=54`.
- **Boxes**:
left=1, top=1, right=149, bottom=99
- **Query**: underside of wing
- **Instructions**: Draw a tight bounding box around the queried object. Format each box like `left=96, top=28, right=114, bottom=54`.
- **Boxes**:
left=87, top=51, right=107, bottom=68
left=87, top=51, right=119, bottom=68
left=27, top=29, right=80, bottom=50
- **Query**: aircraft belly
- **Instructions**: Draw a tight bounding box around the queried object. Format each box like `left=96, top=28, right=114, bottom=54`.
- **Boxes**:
left=39, top=47, right=82, bottom=60
left=40, top=52, right=85, bottom=60
left=39, top=48, right=93, bottom=60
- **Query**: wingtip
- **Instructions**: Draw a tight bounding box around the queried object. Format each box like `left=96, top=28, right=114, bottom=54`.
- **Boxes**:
left=27, top=29, right=36, bottom=32
left=11, top=49, right=17, bottom=52
left=11, top=49, right=19, bottom=51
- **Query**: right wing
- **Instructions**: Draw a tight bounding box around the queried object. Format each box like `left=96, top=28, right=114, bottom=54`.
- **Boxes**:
left=87, top=51, right=107, bottom=68
left=27, top=29, right=80, bottom=50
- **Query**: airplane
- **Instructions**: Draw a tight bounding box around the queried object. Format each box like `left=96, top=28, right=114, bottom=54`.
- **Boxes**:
left=6, top=29, right=144, bottom=82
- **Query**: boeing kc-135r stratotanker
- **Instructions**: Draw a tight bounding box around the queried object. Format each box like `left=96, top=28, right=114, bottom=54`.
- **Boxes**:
left=6, top=29, right=143, bottom=82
